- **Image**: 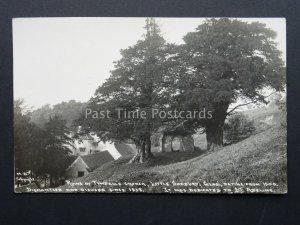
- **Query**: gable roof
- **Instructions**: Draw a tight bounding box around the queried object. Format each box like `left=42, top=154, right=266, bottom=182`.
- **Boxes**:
left=81, top=151, right=114, bottom=171
left=60, top=155, right=78, bottom=172
left=65, top=156, right=89, bottom=172
left=39, top=155, right=78, bottom=175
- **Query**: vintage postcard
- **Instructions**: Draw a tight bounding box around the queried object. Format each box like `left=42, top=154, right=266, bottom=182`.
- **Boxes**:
left=13, top=17, right=287, bottom=194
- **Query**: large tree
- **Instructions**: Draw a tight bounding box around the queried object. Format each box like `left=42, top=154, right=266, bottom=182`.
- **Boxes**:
left=80, top=18, right=176, bottom=163
left=14, top=99, right=45, bottom=187
left=41, top=115, right=74, bottom=186
left=14, top=100, right=43, bottom=173
left=175, top=18, right=285, bottom=151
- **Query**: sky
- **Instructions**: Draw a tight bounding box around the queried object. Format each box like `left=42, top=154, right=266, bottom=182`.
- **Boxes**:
left=13, top=17, right=286, bottom=109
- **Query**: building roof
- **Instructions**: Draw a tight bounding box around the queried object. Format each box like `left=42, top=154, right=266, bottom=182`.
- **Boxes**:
left=38, top=155, right=78, bottom=175
left=81, top=151, right=114, bottom=171
left=60, top=155, right=78, bottom=172
left=114, top=142, right=136, bottom=156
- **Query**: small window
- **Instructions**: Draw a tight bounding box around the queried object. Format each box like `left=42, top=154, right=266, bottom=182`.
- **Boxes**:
left=78, top=171, right=84, bottom=177
left=94, top=150, right=100, bottom=153
left=79, top=147, right=86, bottom=152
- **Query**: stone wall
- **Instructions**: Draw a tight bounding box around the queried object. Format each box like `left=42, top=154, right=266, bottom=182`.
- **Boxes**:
left=179, top=135, right=194, bottom=152
left=160, top=134, right=194, bottom=152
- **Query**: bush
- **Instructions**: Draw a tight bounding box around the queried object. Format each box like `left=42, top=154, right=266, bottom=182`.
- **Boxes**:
left=224, top=113, right=255, bottom=144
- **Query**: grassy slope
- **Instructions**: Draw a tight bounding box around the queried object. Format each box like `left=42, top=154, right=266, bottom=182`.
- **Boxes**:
left=65, top=151, right=204, bottom=185
left=63, top=125, right=286, bottom=193
left=62, top=105, right=287, bottom=193
left=192, top=104, right=281, bottom=150
left=148, top=126, right=286, bottom=192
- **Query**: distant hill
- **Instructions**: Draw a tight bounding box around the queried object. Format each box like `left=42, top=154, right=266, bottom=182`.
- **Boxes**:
left=30, top=100, right=87, bottom=129
left=243, top=103, right=281, bottom=133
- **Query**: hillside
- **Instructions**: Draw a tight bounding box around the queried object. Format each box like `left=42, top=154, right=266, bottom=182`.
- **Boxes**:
left=60, top=104, right=286, bottom=194
left=61, top=125, right=286, bottom=194
left=30, top=100, right=87, bottom=129
left=192, top=104, right=281, bottom=150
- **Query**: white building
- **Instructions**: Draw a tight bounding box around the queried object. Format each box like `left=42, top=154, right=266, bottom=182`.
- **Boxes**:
left=70, top=133, right=122, bottom=160
left=65, top=151, right=115, bottom=179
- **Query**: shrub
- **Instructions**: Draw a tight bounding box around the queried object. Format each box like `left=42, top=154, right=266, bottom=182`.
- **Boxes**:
left=224, top=113, right=255, bottom=144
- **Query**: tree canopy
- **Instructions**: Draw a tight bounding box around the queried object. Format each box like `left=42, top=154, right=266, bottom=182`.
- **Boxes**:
left=172, top=18, right=285, bottom=150
left=80, top=18, right=178, bottom=162
left=14, top=99, right=43, bottom=173
left=78, top=18, right=285, bottom=156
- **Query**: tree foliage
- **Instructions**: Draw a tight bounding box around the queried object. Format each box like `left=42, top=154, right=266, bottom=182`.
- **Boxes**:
left=14, top=100, right=75, bottom=187
left=14, top=99, right=43, bottom=173
left=30, top=100, right=87, bottom=129
left=40, top=115, right=74, bottom=179
left=79, top=18, right=177, bottom=162
left=224, top=113, right=256, bottom=144
left=173, top=18, right=285, bottom=150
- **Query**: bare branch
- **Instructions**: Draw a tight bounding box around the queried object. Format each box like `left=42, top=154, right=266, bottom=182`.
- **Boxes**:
left=227, top=91, right=277, bottom=116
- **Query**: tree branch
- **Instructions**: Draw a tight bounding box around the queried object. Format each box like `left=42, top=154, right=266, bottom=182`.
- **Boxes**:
left=227, top=91, right=277, bottom=116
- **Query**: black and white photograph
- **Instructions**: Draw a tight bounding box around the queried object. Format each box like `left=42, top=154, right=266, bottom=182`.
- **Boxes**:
left=13, top=17, right=287, bottom=194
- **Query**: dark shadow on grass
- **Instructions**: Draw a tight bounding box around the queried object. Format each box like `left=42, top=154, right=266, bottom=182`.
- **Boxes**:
left=83, top=151, right=205, bottom=182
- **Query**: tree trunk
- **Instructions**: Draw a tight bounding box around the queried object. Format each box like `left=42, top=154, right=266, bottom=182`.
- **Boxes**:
left=206, top=123, right=224, bottom=151
left=129, top=135, right=153, bottom=163
left=145, top=136, right=154, bottom=159
left=160, top=134, right=165, bottom=152
left=205, top=103, right=229, bottom=151
left=170, top=139, right=174, bottom=152
left=129, top=138, right=146, bottom=163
